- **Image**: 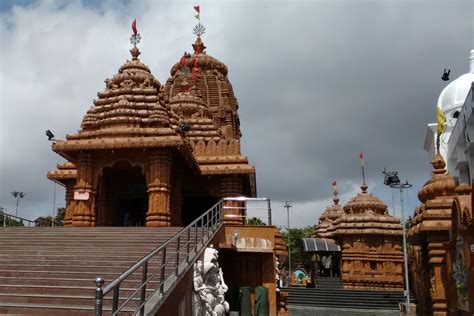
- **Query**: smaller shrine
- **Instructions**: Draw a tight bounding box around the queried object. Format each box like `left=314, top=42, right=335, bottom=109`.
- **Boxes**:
left=408, top=154, right=474, bottom=315
left=332, top=183, right=404, bottom=290
left=313, top=182, right=344, bottom=239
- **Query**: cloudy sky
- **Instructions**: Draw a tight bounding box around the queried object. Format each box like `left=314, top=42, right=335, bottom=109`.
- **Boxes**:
left=0, top=0, right=473, bottom=228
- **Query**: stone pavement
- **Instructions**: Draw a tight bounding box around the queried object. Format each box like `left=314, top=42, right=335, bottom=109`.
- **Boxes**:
left=288, top=305, right=400, bottom=316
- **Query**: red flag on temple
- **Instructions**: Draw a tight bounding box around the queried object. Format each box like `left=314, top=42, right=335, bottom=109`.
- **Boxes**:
left=180, top=53, right=187, bottom=66
left=194, top=5, right=200, bottom=13
left=359, top=151, right=364, bottom=167
left=331, top=180, right=336, bottom=186
left=131, top=19, right=138, bottom=35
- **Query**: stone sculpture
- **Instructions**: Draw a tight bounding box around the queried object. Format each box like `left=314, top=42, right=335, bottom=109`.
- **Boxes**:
left=193, top=247, right=229, bottom=316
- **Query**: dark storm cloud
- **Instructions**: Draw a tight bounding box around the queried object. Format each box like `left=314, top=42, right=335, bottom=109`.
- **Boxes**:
left=0, top=0, right=472, bottom=226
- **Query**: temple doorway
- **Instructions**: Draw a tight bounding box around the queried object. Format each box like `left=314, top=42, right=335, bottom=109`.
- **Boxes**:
left=97, top=161, right=148, bottom=226
left=181, top=196, right=219, bottom=226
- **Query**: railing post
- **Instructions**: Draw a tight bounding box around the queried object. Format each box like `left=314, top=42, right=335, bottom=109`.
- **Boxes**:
left=112, top=284, right=120, bottom=314
left=195, top=223, right=198, bottom=253
left=201, top=217, right=204, bottom=245
left=186, top=228, right=191, bottom=263
left=267, top=199, right=272, bottom=226
left=160, top=247, right=167, bottom=295
left=139, top=262, right=148, bottom=316
left=175, top=237, right=180, bottom=277
left=94, top=276, right=105, bottom=316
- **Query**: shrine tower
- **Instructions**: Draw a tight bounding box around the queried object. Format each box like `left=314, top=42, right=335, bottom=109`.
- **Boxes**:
left=48, top=30, right=256, bottom=228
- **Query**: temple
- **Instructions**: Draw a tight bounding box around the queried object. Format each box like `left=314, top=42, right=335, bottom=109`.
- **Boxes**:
left=48, top=36, right=256, bottom=228
left=329, top=183, right=404, bottom=290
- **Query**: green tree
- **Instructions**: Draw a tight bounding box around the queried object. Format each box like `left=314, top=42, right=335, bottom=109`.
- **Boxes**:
left=245, top=217, right=266, bottom=226
left=35, top=207, right=65, bottom=227
left=281, top=226, right=314, bottom=270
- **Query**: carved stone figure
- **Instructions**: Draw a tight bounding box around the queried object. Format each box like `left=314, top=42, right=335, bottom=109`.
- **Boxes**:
left=193, top=247, right=229, bottom=316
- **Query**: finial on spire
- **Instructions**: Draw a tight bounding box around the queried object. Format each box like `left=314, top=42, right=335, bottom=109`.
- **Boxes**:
left=331, top=180, right=339, bottom=205
left=359, top=151, right=366, bottom=185
left=193, top=5, right=206, bottom=37
left=130, top=19, right=141, bottom=47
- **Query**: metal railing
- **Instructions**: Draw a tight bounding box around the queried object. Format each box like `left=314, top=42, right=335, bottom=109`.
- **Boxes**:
left=94, top=200, right=224, bottom=316
left=1, top=212, right=36, bottom=227
left=223, top=197, right=272, bottom=225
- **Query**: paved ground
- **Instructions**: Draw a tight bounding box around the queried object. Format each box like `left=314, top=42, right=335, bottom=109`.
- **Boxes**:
left=288, top=305, right=400, bottom=316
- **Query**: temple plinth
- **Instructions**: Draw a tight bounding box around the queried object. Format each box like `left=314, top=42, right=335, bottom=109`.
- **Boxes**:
left=332, top=183, right=404, bottom=290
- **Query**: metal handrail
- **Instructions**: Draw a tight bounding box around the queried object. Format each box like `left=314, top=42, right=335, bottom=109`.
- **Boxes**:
left=223, top=197, right=272, bottom=225
left=1, top=211, right=36, bottom=227
left=94, top=200, right=224, bottom=316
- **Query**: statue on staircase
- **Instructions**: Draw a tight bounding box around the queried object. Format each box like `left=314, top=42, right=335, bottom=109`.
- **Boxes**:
left=193, top=246, right=229, bottom=316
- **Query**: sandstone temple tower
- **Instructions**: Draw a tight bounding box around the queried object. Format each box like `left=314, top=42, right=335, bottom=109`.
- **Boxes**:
left=330, top=183, right=404, bottom=290
left=48, top=33, right=256, bottom=227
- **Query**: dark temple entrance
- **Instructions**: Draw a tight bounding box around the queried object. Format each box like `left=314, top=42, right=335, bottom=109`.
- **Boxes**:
left=97, top=161, right=148, bottom=226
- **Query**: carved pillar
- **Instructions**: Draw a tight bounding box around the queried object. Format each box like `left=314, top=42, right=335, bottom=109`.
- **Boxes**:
left=427, top=235, right=450, bottom=316
left=219, top=176, right=243, bottom=225
left=72, top=153, right=95, bottom=227
left=170, top=167, right=184, bottom=226
left=146, top=151, right=172, bottom=227
left=64, top=182, right=75, bottom=227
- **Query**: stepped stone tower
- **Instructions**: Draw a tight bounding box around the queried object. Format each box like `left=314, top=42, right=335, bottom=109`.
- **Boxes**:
left=313, top=187, right=344, bottom=239
left=48, top=36, right=256, bottom=227
left=331, top=183, right=404, bottom=290
left=408, top=154, right=457, bottom=315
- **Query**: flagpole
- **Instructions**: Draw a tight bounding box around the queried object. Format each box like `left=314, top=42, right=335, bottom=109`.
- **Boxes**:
left=360, top=152, right=366, bottom=184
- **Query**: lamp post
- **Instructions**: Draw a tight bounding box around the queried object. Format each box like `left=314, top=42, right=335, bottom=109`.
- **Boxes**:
left=383, top=170, right=412, bottom=311
left=284, top=201, right=292, bottom=282
left=11, top=191, right=25, bottom=217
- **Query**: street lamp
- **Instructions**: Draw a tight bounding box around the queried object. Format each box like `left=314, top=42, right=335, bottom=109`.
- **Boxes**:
left=382, top=170, right=412, bottom=312
left=11, top=191, right=25, bottom=217
left=284, top=201, right=293, bottom=282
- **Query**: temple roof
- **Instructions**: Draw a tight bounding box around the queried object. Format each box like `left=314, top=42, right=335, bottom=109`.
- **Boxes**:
left=51, top=46, right=198, bottom=171
left=162, top=37, right=241, bottom=140
left=81, top=47, right=170, bottom=131
left=410, top=154, right=456, bottom=234
left=168, top=85, right=222, bottom=142
left=332, top=184, right=402, bottom=236
left=313, top=190, right=344, bottom=238
left=170, top=37, right=228, bottom=77
left=417, top=154, right=456, bottom=203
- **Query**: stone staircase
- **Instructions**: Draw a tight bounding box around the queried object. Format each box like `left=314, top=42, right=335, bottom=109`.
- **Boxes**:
left=0, top=227, right=187, bottom=315
left=285, top=277, right=414, bottom=310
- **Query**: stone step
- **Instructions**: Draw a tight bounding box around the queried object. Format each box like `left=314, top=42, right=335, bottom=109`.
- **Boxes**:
left=0, top=293, right=142, bottom=308
left=0, top=226, right=189, bottom=314
left=0, top=302, right=118, bottom=316
left=284, top=287, right=414, bottom=310
left=0, top=285, right=154, bottom=296
left=0, top=276, right=158, bottom=287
